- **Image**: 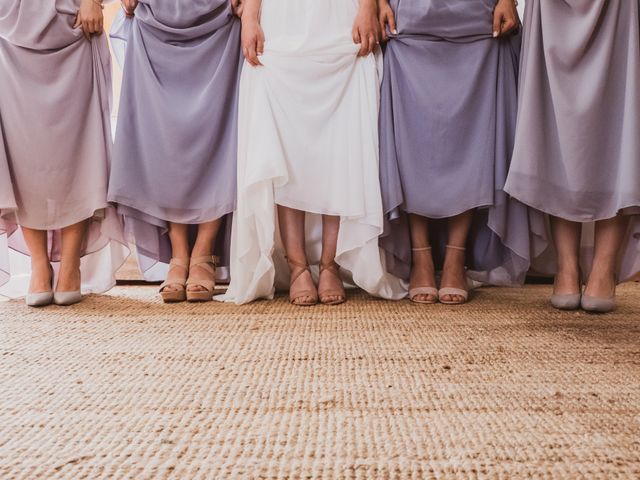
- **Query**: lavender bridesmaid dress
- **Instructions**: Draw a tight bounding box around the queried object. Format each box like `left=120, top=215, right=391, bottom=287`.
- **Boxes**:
left=504, top=0, right=640, bottom=282
left=108, top=1, right=242, bottom=282
left=379, top=0, right=541, bottom=287
left=0, top=0, right=129, bottom=298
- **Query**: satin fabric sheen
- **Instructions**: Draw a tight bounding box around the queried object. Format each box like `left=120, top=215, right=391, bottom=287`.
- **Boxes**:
left=219, top=0, right=406, bottom=304
left=378, top=0, right=542, bottom=287
left=0, top=0, right=129, bottom=298
left=505, top=0, right=640, bottom=281
left=108, top=1, right=243, bottom=282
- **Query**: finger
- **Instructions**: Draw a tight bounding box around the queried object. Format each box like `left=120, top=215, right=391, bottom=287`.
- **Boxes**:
left=492, top=11, right=502, bottom=38
left=352, top=27, right=361, bottom=45
left=257, top=34, right=265, bottom=56
left=247, top=42, right=260, bottom=66
left=369, top=34, right=377, bottom=54
left=358, top=32, right=369, bottom=56
left=388, top=12, right=397, bottom=35
left=502, top=18, right=516, bottom=35
left=83, top=23, right=91, bottom=40
left=73, top=14, right=81, bottom=29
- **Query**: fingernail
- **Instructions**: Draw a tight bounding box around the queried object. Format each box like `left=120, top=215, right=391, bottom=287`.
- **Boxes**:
left=493, top=31, right=499, bottom=37
left=392, top=29, right=397, bottom=35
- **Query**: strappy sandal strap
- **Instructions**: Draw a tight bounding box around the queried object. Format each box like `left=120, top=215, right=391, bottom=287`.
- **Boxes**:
left=412, top=246, right=432, bottom=252
left=286, top=257, right=312, bottom=285
left=318, top=261, right=345, bottom=300
left=286, top=257, right=317, bottom=303
left=186, top=255, right=218, bottom=291
left=438, top=287, right=469, bottom=302
left=159, top=257, right=189, bottom=292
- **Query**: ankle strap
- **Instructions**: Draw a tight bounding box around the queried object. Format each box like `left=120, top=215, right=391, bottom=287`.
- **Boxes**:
left=412, top=246, right=432, bottom=252
left=285, top=256, right=309, bottom=270
left=445, top=245, right=466, bottom=252
left=190, top=255, right=219, bottom=267
left=169, top=258, right=190, bottom=269
left=320, top=260, right=340, bottom=273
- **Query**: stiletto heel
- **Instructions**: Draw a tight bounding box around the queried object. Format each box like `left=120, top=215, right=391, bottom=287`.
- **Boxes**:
left=318, top=261, right=346, bottom=305
left=159, top=258, right=189, bottom=303
left=186, top=255, right=218, bottom=302
left=286, top=257, right=318, bottom=306
left=409, top=246, right=438, bottom=304
left=438, top=245, right=469, bottom=305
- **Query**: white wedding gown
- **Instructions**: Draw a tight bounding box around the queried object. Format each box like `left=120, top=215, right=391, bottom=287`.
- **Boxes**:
left=218, top=0, right=406, bottom=304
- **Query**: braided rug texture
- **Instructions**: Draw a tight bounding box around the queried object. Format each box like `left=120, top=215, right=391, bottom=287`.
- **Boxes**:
left=1, top=284, right=639, bottom=479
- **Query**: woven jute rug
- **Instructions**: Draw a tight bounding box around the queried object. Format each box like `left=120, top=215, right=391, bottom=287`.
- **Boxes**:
left=1, top=284, right=639, bottom=479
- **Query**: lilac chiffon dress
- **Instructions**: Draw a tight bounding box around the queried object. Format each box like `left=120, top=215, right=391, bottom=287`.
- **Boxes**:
left=0, top=0, right=129, bottom=298
left=108, top=1, right=243, bottom=282
left=379, top=0, right=542, bottom=288
left=505, top=0, right=640, bottom=282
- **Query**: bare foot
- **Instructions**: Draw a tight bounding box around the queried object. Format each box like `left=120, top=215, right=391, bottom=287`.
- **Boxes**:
left=287, top=258, right=317, bottom=306
left=186, top=263, right=212, bottom=293
left=161, top=263, right=188, bottom=293
left=440, top=248, right=467, bottom=303
left=29, top=260, right=53, bottom=294
left=409, top=248, right=437, bottom=303
left=318, top=262, right=345, bottom=304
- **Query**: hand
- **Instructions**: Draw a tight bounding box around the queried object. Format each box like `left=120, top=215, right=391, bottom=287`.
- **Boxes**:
left=353, top=0, right=380, bottom=56
left=74, top=0, right=104, bottom=41
left=492, top=0, right=519, bottom=38
left=378, top=0, right=397, bottom=42
left=121, top=0, right=138, bottom=17
left=241, top=18, right=264, bottom=66
left=231, top=0, right=244, bottom=17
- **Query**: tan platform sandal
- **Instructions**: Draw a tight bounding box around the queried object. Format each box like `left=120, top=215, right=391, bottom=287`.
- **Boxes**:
left=438, top=245, right=469, bottom=305
left=318, top=260, right=346, bottom=305
left=409, top=246, right=438, bottom=304
left=159, top=258, right=189, bottom=303
left=286, top=257, right=318, bottom=306
left=186, top=255, right=218, bottom=302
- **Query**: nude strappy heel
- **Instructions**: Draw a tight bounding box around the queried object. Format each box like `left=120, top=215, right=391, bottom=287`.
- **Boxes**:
left=318, top=260, right=346, bottom=305
left=409, top=246, right=438, bottom=304
left=286, top=257, right=318, bottom=306
left=159, top=258, right=190, bottom=303
left=438, top=244, right=469, bottom=305
left=186, top=255, right=218, bottom=302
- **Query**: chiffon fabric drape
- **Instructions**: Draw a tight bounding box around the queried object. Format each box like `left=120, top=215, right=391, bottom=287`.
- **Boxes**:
left=379, top=0, right=542, bottom=287
left=0, top=0, right=129, bottom=299
left=108, top=1, right=243, bottom=282
left=219, top=0, right=405, bottom=304
left=504, top=0, right=640, bottom=282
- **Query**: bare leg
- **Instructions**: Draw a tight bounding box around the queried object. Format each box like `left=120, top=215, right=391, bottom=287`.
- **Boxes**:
left=584, top=215, right=629, bottom=299
left=21, top=227, right=52, bottom=294
left=56, top=220, right=87, bottom=292
left=163, top=222, right=190, bottom=293
left=278, top=205, right=317, bottom=305
left=318, top=214, right=345, bottom=304
left=550, top=216, right=581, bottom=296
left=188, top=219, right=223, bottom=292
left=440, top=210, right=473, bottom=303
left=408, top=213, right=437, bottom=302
